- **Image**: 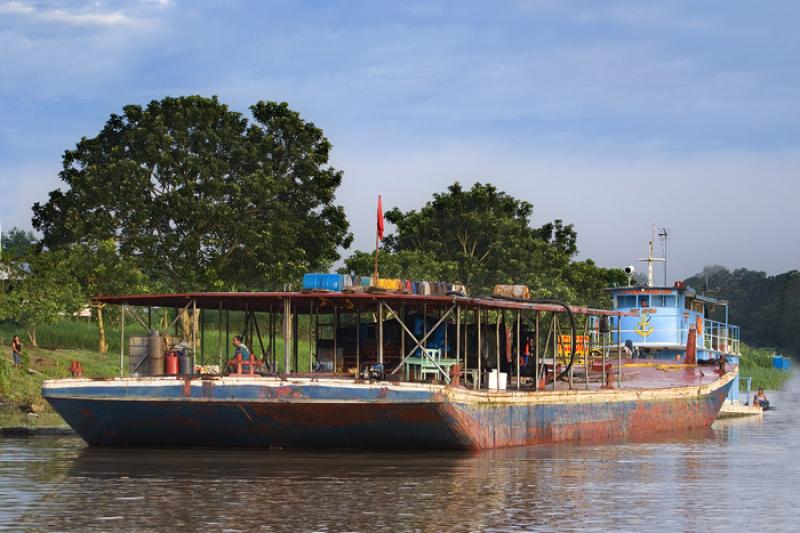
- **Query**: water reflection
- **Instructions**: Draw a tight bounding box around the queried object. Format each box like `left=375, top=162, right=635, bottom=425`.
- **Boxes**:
left=2, top=375, right=799, bottom=531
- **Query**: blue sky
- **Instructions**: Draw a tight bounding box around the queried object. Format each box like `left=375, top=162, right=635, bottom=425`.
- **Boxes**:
left=1, top=0, right=798, bottom=279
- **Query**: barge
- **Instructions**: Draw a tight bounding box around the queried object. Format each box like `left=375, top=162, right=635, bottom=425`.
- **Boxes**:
left=43, top=290, right=737, bottom=450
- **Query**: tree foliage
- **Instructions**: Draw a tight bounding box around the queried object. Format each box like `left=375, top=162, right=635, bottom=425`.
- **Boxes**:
left=685, top=266, right=800, bottom=356
left=383, top=182, right=578, bottom=295
left=0, top=250, right=83, bottom=347
left=1, top=227, right=37, bottom=260
left=32, top=96, right=351, bottom=291
left=346, top=182, right=622, bottom=305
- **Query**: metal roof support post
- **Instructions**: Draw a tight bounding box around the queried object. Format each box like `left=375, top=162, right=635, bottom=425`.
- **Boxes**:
left=495, top=311, right=501, bottom=384
left=534, top=311, right=539, bottom=391
left=400, top=302, right=406, bottom=367
left=270, top=306, right=276, bottom=372
left=423, top=304, right=427, bottom=351
left=283, top=297, right=291, bottom=374
left=456, top=304, right=461, bottom=367
left=443, top=307, right=448, bottom=358
left=377, top=301, right=384, bottom=365
left=477, top=309, right=481, bottom=390
left=313, top=305, right=319, bottom=372
left=516, top=311, right=521, bottom=390
left=225, top=309, right=230, bottom=361
left=309, top=301, right=314, bottom=372
left=332, top=305, right=339, bottom=372
left=356, top=310, right=361, bottom=375
left=293, top=303, right=300, bottom=374
left=583, top=317, right=590, bottom=391
left=463, top=307, right=468, bottom=378
left=200, top=304, right=205, bottom=365
left=617, top=317, right=622, bottom=388
left=120, top=304, right=125, bottom=377
left=192, top=299, right=197, bottom=369
left=217, top=303, right=223, bottom=369
left=552, top=314, right=557, bottom=391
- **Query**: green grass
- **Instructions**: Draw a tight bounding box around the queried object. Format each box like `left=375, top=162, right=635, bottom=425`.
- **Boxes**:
left=0, top=317, right=317, bottom=420
left=738, top=344, right=791, bottom=391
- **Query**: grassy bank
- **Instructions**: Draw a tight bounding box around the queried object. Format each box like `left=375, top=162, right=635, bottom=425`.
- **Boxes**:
left=739, top=344, right=791, bottom=391
left=0, top=318, right=313, bottom=422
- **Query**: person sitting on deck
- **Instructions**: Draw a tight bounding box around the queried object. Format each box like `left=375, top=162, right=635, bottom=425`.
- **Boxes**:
left=753, top=388, right=770, bottom=409
left=228, top=335, right=252, bottom=374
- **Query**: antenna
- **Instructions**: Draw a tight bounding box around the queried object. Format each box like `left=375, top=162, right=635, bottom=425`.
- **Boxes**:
left=638, top=224, right=666, bottom=287
left=658, top=227, right=669, bottom=286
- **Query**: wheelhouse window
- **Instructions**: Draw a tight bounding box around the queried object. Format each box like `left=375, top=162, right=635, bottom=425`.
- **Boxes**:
left=650, top=295, right=677, bottom=308
left=616, top=295, right=637, bottom=308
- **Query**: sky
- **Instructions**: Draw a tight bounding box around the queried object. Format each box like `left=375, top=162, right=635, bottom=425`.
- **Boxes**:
left=1, top=0, right=799, bottom=280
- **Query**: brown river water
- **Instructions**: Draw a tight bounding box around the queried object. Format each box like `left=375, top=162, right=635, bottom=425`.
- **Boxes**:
left=1, top=373, right=798, bottom=532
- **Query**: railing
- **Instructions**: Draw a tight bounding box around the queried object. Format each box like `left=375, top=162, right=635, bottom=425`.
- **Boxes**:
left=587, top=321, right=741, bottom=355
left=702, top=319, right=740, bottom=355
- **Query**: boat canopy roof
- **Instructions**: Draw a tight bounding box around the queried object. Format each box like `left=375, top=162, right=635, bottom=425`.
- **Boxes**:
left=607, top=284, right=728, bottom=306
left=93, top=291, right=635, bottom=316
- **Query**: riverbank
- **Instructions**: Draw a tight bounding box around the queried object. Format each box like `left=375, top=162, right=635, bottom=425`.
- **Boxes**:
left=739, top=344, right=790, bottom=390
left=0, top=344, right=118, bottom=427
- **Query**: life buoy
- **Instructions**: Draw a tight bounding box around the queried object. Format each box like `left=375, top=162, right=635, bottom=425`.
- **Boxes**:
left=696, top=316, right=703, bottom=334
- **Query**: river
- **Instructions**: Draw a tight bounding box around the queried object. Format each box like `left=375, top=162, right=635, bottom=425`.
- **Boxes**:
left=1, top=374, right=798, bottom=532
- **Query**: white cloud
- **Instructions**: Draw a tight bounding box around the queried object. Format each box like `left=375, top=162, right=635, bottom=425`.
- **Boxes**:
left=0, top=1, right=143, bottom=27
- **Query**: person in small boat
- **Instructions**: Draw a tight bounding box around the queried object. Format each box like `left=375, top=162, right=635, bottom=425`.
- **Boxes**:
left=753, top=388, right=770, bottom=409
left=228, top=336, right=251, bottom=372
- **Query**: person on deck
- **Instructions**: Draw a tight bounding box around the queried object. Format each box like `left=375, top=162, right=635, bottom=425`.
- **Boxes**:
left=10, top=335, right=22, bottom=369
left=228, top=336, right=251, bottom=373
left=753, top=388, right=770, bottom=409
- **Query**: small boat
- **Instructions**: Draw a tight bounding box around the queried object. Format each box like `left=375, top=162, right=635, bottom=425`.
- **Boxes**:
left=43, top=288, right=737, bottom=450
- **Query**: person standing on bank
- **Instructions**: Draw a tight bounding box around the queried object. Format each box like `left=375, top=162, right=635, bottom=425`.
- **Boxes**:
left=11, top=335, right=23, bottom=369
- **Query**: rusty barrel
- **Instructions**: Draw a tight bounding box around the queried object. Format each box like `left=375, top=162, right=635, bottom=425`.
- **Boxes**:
left=147, top=331, right=165, bottom=376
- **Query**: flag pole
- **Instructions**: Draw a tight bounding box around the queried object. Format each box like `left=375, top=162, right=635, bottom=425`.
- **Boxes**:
left=374, top=195, right=383, bottom=284
left=373, top=228, right=379, bottom=284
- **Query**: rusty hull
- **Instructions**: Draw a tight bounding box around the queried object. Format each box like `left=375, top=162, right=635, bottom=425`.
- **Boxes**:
left=42, top=368, right=736, bottom=451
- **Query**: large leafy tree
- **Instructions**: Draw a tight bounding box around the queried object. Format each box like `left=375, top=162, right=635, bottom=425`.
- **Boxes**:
left=32, top=96, right=351, bottom=291
left=381, top=182, right=579, bottom=296
left=344, top=181, right=621, bottom=305
left=0, top=250, right=83, bottom=347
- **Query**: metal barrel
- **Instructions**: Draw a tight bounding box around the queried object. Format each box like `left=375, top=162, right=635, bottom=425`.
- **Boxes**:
left=148, top=332, right=164, bottom=376
left=179, top=353, right=193, bottom=375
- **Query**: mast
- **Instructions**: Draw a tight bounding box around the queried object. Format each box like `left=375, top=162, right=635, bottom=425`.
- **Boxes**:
left=638, top=225, right=665, bottom=287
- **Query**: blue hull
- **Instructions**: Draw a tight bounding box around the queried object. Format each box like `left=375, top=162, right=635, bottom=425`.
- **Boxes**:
left=43, top=374, right=735, bottom=450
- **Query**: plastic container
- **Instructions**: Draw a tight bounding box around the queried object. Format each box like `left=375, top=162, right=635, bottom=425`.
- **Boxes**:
left=488, top=369, right=508, bottom=390
left=493, top=284, right=530, bottom=300
left=303, top=273, right=344, bottom=291
left=375, top=278, right=403, bottom=291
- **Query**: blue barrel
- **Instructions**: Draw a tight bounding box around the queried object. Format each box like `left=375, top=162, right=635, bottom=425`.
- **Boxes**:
left=302, top=273, right=344, bottom=291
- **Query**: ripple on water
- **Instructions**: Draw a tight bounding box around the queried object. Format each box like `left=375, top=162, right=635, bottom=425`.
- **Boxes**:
left=1, top=373, right=800, bottom=531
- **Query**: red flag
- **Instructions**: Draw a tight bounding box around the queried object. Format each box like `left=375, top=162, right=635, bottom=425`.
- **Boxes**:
left=376, top=195, right=384, bottom=241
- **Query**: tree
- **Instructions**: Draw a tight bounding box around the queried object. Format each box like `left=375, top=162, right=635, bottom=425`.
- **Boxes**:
left=32, top=96, right=351, bottom=291
left=0, top=250, right=83, bottom=347
left=340, top=249, right=459, bottom=282
left=381, top=182, right=580, bottom=296
left=69, top=240, right=150, bottom=353
left=1, top=227, right=37, bottom=260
